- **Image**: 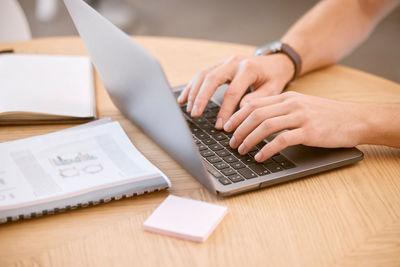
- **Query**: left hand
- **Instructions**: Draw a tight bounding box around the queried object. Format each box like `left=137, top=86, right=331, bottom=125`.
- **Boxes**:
left=224, top=91, right=368, bottom=162
left=177, top=54, right=294, bottom=129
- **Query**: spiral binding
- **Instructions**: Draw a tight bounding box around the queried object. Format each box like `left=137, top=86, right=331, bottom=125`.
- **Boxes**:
left=0, top=187, right=163, bottom=224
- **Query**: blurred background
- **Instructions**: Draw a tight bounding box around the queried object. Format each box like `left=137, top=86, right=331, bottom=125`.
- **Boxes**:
left=4, top=0, right=400, bottom=82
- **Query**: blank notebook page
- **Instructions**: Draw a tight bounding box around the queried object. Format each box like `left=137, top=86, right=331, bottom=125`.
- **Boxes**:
left=143, top=195, right=228, bottom=242
left=0, top=54, right=94, bottom=117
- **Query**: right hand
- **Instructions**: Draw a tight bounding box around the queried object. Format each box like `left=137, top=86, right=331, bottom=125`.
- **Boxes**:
left=177, top=53, right=295, bottom=129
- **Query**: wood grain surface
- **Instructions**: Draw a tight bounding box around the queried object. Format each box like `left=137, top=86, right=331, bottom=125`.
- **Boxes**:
left=0, top=37, right=399, bottom=267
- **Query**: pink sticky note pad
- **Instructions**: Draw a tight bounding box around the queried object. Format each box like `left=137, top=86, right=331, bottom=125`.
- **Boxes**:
left=143, top=195, right=228, bottom=242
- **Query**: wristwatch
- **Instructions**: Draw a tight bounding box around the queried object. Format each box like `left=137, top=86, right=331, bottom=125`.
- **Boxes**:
left=254, top=41, right=302, bottom=85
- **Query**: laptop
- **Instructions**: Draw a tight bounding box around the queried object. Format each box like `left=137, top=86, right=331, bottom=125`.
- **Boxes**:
left=63, top=0, right=363, bottom=196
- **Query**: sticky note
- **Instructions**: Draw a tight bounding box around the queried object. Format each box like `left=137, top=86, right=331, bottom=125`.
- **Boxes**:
left=143, top=195, right=228, bottom=242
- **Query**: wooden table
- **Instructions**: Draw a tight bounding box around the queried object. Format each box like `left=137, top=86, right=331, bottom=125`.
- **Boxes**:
left=0, top=37, right=399, bottom=267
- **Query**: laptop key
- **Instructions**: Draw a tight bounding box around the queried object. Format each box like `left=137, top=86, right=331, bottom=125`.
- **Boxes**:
left=230, top=150, right=245, bottom=158
left=222, top=155, right=238, bottom=163
left=200, top=150, right=215, bottom=157
left=225, top=132, right=233, bottom=138
left=221, top=168, right=236, bottom=176
left=203, top=138, right=216, bottom=145
left=272, top=155, right=296, bottom=169
left=197, top=144, right=207, bottom=151
left=262, top=158, right=274, bottom=164
left=231, top=152, right=255, bottom=164
left=249, top=146, right=258, bottom=152
left=210, top=143, right=224, bottom=151
left=204, top=161, right=222, bottom=178
left=218, top=177, right=232, bottom=185
left=243, top=156, right=257, bottom=164
left=226, top=146, right=237, bottom=153
left=249, top=150, right=259, bottom=157
left=213, top=133, right=227, bottom=141
left=231, top=162, right=245, bottom=169
left=204, top=111, right=217, bottom=119
left=207, top=118, right=217, bottom=124
left=190, top=126, right=201, bottom=132
left=193, top=117, right=206, bottom=124
left=248, top=164, right=270, bottom=176
left=238, top=168, right=257, bottom=179
left=279, top=160, right=296, bottom=169
left=219, top=139, right=230, bottom=147
left=195, top=132, right=209, bottom=140
left=216, top=149, right=230, bottom=157
left=256, top=141, right=267, bottom=149
left=272, top=155, right=287, bottom=163
left=214, top=162, right=229, bottom=170
left=198, top=123, right=213, bottom=130
left=207, top=156, right=221, bottom=164
left=263, top=162, right=284, bottom=173
left=228, top=174, right=245, bottom=183
left=205, top=128, right=220, bottom=135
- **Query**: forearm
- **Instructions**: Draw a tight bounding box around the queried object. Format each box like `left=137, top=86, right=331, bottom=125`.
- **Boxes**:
left=281, top=0, right=399, bottom=75
left=360, top=103, right=400, bottom=147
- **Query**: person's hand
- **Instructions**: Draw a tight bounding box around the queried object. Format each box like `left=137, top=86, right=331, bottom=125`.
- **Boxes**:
left=177, top=53, right=295, bottom=129
left=224, top=92, right=368, bottom=162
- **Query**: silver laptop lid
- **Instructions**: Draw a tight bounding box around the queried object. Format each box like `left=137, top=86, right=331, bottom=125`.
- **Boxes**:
left=64, top=0, right=215, bottom=192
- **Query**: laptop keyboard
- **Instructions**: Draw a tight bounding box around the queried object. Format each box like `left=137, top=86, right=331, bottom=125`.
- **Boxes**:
left=179, top=99, right=296, bottom=186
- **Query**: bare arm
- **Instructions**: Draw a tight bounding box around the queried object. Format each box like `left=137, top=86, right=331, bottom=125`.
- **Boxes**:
left=360, top=103, right=400, bottom=148
left=282, top=0, right=400, bottom=74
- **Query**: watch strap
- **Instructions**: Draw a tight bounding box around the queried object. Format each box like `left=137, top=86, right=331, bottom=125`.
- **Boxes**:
left=280, top=43, right=302, bottom=82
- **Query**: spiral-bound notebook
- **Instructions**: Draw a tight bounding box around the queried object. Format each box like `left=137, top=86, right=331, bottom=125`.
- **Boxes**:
left=0, top=119, right=171, bottom=223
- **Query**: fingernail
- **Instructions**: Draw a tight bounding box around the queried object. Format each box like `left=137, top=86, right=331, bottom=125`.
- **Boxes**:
left=215, top=118, right=223, bottom=129
left=191, top=104, right=199, bottom=117
left=238, top=144, right=246, bottom=155
left=230, top=136, right=237, bottom=148
left=186, top=101, right=192, bottom=113
left=255, top=152, right=263, bottom=162
left=224, top=120, right=232, bottom=132
left=177, top=94, right=183, bottom=103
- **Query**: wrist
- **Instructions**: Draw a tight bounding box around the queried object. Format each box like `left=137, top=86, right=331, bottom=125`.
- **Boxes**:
left=358, top=104, right=400, bottom=146
left=255, top=41, right=301, bottom=88
left=268, top=53, right=296, bottom=89
left=352, top=103, right=373, bottom=145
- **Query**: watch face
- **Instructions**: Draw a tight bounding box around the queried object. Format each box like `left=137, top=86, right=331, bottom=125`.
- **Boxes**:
left=269, top=41, right=282, bottom=53
left=254, top=41, right=282, bottom=56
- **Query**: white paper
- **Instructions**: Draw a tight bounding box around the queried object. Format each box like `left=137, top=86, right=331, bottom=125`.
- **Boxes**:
left=0, top=54, right=95, bottom=117
left=144, top=195, right=228, bottom=242
left=0, top=121, right=170, bottom=208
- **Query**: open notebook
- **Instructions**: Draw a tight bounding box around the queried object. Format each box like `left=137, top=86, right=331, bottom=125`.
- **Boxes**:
left=0, top=54, right=96, bottom=124
left=0, top=118, right=171, bottom=223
